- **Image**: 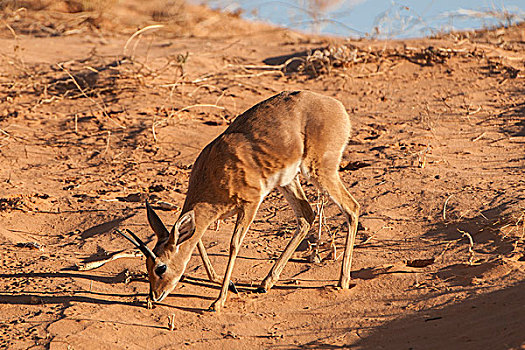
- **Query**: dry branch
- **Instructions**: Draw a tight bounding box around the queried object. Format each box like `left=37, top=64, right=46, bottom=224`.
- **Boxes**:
left=443, top=194, right=454, bottom=221
left=123, top=24, right=165, bottom=57
left=76, top=250, right=142, bottom=271
left=457, top=229, right=475, bottom=265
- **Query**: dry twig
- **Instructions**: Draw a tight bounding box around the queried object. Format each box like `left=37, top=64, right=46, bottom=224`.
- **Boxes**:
left=443, top=194, right=454, bottom=221
left=123, top=25, right=165, bottom=58
left=76, top=250, right=142, bottom=271
left=457, top=229, right=475, bottom=265
left=167, top=315, right=176, bottom=331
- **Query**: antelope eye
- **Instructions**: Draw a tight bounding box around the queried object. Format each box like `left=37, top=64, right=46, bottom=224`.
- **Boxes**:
left=155, top=264, right=167, bottom=276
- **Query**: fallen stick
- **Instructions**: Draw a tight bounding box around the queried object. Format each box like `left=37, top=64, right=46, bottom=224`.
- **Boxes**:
left=443, top=194, right=454, bottom=221
left=76, top=250, right=142, bottom=271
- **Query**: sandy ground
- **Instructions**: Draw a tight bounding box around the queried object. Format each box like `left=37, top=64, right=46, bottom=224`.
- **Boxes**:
left=0, top=1, right=524, bottom=349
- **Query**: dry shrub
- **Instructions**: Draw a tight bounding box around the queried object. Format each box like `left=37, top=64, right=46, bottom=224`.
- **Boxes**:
left=146, top=0, right=185, bottom=22
left=285, top=44, right=459, bottom=77
left=60, top=0, right=117, bottom=13
left=295, top=45, right=363, bottom=76
left=0, top=0, right=118, bottom=38
left=0, top=195, right=23, bottom=211
left=492, top=205, right=525, bottom=258
left=2, top=48, right=188, bottom=118
left=48, top=58, right=131, bottom=98
left=0, top=54, right=139, bottom=114
left=0, top=0, right=116, bottom=12
left=283, top=41, right=521, bottom=79
left=0, top=0, right=48, bottom=11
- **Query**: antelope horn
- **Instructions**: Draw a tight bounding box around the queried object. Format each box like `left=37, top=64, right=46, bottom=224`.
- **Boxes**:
left=115, top=228, right=157, bottom=261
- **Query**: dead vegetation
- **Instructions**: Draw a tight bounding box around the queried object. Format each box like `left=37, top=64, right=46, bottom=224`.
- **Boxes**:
left=0, top=0, right=263, bottom=39
left=0, top=195, right=23, bottom=211
left=276, top=41, right=522, bottom=79
left=0, top=0, right=115, bottom=37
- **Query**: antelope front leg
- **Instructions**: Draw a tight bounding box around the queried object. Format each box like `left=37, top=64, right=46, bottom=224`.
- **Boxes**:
left=197, top=239, right=239, bottom=294
left=259, top=179, right=315, bottom=292
left=209, top=204, right=258, bottom=312
left=259, top=216, right=311, bottom=291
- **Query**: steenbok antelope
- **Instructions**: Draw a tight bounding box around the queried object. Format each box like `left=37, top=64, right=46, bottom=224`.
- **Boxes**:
left=118, top=91, right=360, bottom=312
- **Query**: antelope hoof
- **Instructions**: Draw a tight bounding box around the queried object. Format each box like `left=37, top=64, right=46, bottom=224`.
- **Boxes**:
left=338, top=277, right=351, bottom=290
left=208, top=302, right=222, bottom=313
left=255, top=286, right=267, bottom=294
left=228, top=281, right=239, bottom=294
left=206, top=305, right=217, bottom=313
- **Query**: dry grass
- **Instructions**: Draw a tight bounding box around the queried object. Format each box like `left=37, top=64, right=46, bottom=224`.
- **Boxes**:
left=146, top=0, right=185, bottom=22
left=0, top=0, right=118, bottom=12
left=0, top=1, right=114, bottom=37
left=284, top=44, right=484, bottom=78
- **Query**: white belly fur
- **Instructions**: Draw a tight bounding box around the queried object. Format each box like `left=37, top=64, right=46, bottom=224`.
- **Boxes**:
left=260, top=160, right=301, bottom=197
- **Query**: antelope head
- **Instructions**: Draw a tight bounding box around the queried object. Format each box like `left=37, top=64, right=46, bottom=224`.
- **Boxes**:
left=117, top=201, right=196, bottom=302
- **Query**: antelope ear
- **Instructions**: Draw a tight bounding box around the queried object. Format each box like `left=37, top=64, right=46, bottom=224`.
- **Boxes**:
left=146, top=200, right=170, bottom=244
left=170, top=210, right=196, bottom=246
